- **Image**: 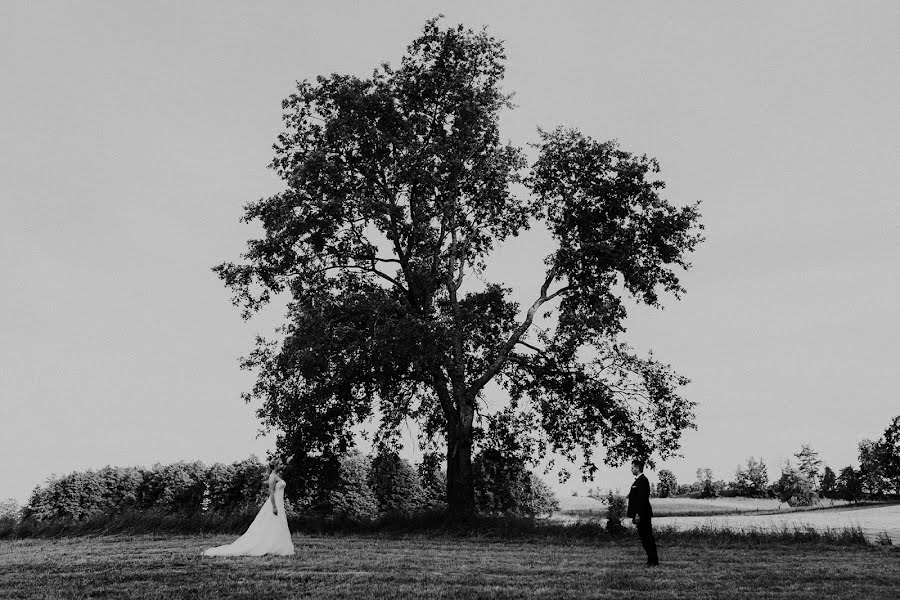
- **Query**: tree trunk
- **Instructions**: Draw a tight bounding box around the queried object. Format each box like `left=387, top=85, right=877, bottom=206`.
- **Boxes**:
left=445, top=425, right=475, bottom=523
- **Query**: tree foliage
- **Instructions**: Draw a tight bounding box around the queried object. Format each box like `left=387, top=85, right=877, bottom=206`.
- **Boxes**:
left=368, top=450, right=425, bottom=516
left=733, top=457, right=769, bottom=498
left=793, top=444, right=822, bottom=487
left=656, top=469, right=677, bottom=498
left=696, top=468, right=717, bottom=499
left=771, top=462, right=817, bottom=507
left=213, top=16, right=704, bottom=517
left=836, top=466, right=863, bottom=503
left=819, top=466, right=837, bottom=499
left=858, top=415, right=900, bottom=498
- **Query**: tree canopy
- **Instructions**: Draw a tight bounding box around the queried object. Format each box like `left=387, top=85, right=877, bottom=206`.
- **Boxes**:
left=214, top=17, right=705, bottom=518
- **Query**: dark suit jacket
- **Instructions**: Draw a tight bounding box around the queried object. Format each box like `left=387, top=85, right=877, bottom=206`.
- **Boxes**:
left=626, top=473, right=653, bottom=519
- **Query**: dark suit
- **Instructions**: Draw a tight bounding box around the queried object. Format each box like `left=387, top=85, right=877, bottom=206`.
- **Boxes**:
left=627, top=473, right=659, bottom=565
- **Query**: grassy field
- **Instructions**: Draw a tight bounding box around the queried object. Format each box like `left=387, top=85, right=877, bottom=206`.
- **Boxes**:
left=1, top=533, right=897, bottom=599
left=557, top=495, right=854, bottom=518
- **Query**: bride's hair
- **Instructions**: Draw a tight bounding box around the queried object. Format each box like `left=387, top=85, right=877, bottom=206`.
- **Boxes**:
left=268, top=457, right=283, bottom=471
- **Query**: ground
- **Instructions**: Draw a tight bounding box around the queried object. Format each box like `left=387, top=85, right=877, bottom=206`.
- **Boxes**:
left=1, top=534, right=897, bottom=599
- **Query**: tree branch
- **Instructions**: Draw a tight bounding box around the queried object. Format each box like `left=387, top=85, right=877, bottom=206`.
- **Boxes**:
left=468, top=267, right=566, bottom=394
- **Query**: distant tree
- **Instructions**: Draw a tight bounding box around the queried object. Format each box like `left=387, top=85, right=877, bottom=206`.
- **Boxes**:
left=0, top=499, right=22, bottom=526
left=214, top=16, right=705, bottom=521
left=696, top=467, right=717, bottom=498
left=586, top=487, right=604, bottom=500
left=657, top=469, right=677, bottom=498
left=793, top=444, right=822, bottom=488
left=835, top=466, right=863, bottom=503
left=820, top=466, right=837, bottom=499
left=882, top=415, right=900, bottom=496
left=771, top=462, right=817, bottom=507
left=858, top=439, right=889, bottom=498
left=675, top=483, right=693, bottom=496
left=368, top=450, right=424, bottom=516
left=734, top=457, right=769, bottom=498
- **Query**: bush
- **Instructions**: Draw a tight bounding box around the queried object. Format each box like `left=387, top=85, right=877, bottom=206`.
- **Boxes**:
left=473, top=449, right=558, bottom=518
left=604, top=490, right=627, bottom=535
left=369, top=450, right=424, bottom=516
left=322, top=452, right=378, bottom=521
left=0, top=498, right=22, bottom=529
left=416, top=453, right=447, bottom=511
left=136, top=461, right=207, bottom=513
left=205, top=456, right=268, bottom=513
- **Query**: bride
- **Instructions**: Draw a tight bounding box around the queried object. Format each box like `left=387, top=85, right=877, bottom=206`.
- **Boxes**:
left=202, top=456, right=295, bottom=557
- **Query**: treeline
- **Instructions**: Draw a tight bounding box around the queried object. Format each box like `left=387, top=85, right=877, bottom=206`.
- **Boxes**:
left=652, top=414, right=900, bottom=506
left=3, top=449, right=558, bottom=529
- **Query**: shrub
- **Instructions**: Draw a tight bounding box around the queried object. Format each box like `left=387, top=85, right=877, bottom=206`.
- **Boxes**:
left=368, top=450, right=424, bottom=516
left=604, top=490, right=627, bottom=534
left=473, top=449, right=557, bottom=517
left=136, top=461, right=207, bottom=513
left=528, top=476, right=560, bottom=517
left=322, top=452, right=378, bottom=521
left=0, top=498, right=22, bottom=529
left=416, top=453, right=447, bottom=511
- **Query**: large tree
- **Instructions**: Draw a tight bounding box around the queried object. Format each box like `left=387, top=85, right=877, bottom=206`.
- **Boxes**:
left=214, top=17, right=704, bottom=520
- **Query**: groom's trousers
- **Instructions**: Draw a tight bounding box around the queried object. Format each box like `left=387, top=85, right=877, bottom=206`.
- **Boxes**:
left=637, top=517, right=659, bottom=565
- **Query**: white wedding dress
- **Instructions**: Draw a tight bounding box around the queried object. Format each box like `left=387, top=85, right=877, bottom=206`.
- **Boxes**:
left=203, top=474, right=295, bottom=557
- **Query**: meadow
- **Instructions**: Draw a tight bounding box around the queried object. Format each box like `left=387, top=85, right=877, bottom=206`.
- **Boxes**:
left=1, top=532, right=897, bottom=599
left=557, top=495, right=853, bottom=518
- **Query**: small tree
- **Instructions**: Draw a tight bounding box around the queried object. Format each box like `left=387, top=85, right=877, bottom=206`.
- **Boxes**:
left=696, top=467, right=717, bottom=498
left=882, top=415, right=900, bottom=496
left=734, top=457, right=769, bottom=498
left=820, top=466, right=837, bottom=499
left=657, top=470, right=677, bottom=498
left=794, top=444, right=822, bottom=489
left=772, top=462, right=817, bottom=507
left=858, top=439, right=889, bottom=498
left=836, top=466, right=863, bottom=503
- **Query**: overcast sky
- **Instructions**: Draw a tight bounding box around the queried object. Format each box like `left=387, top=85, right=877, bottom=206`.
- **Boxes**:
left=1, top=1, right=897, bottom=503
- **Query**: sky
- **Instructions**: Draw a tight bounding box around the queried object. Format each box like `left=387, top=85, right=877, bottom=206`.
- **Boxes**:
left=1, top=1, right=897, bottom=503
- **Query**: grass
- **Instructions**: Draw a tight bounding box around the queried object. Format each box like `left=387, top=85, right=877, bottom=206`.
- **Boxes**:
left=558, top=496, right=862, bottom=518
left=0, top=532, right=897, bottom=599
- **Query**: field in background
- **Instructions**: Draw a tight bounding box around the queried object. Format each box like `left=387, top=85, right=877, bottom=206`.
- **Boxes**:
left=1, top=534, right=896, bottom=599
left=556, top=495, right=852, bottom=518
left=553, top=496, right=899, bottom=544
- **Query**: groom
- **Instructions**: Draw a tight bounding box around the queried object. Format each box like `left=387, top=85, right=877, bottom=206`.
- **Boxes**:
left=627, top=459, right=659, bottom=566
